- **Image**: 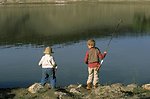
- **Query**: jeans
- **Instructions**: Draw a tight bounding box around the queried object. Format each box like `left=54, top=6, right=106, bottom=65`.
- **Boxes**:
left=41, top=68, right=56, bottom=88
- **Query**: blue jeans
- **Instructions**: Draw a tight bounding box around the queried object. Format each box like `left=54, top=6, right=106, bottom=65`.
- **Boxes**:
left=41, top=68, right=56, bottom=88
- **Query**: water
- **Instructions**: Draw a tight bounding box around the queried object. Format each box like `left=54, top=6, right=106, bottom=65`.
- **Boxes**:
left=0, top=2, right=150, bottom=88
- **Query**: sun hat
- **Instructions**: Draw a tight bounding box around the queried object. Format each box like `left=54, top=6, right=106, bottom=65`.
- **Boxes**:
left=43, top=47, right=54, bottom=54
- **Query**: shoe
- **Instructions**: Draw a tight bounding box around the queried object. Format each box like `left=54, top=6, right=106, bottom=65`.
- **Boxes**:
left=86, top=83, right=92, bottom=90
left=45, top=83, right=51, bottom=89
left=93, top=84, right=98, bottom=89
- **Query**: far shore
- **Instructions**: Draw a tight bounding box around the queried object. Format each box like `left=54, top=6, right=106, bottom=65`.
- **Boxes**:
left=1, top=0, right=150, bottom=5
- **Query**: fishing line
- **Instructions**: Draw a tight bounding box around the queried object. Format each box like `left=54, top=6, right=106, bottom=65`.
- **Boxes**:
left=101, top=19, right=122, bottom=65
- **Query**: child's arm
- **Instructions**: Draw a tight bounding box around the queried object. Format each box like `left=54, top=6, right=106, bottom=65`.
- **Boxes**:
left=38, top=56, right=44, bottom=66
left=84, top=51, right=89, bottom=64
left=50, top=57, right=57, bottom=68
left=98, top=50, right=107, bottom=60
left=103, top=51, right=107, bottom=58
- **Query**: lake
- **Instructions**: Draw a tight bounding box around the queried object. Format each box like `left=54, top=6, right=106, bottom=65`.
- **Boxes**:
left=0, top=2, right=150, bottom=88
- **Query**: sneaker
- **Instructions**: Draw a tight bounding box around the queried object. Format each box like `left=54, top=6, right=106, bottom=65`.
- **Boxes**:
left=45, top=83, right=51, bottom=89
left=93, top=84, right=98, bottom=89
left=86, top=83, right=92, bottom=90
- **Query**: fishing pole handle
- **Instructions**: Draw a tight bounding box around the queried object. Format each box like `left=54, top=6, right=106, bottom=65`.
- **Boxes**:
left=100, top=60, right=104, bottom=65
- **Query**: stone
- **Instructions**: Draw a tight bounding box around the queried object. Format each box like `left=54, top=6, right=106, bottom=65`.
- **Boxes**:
left=28, top=83, right=43, bottom=93
left=121, top=84, right=137, bottom=92
left=70, top=88, right=81, bottom=95
left=68, top=84, right=78, bottom=89
left=142, top=84, right=150, bottom=90
left=76, top=84, right=82, bottom=89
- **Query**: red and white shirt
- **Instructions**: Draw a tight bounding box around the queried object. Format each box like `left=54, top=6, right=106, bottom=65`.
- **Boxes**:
left=84, top=47, right=106, bottom=68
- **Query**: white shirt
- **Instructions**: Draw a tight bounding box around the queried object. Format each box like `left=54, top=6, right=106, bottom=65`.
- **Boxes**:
left=39, top=54, right=56, bottom=68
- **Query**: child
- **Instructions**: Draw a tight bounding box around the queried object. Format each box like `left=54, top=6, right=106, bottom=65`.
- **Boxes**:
left=84, top=39, right=107, bottom=90
left=38, top=47, right=57, bottom=89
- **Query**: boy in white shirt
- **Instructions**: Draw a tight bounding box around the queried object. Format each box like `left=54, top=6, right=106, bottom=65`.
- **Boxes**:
left=39, top=47, right=57, bottom=89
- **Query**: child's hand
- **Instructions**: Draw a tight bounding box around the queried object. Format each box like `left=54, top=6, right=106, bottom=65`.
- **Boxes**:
left=104, top=51, right=107, bottom=54
left=103, top=51, right=107, bottom=58
left=85, top=61, right=88, bottom=64
left=55, top=68, right=57, bottom=72
left=39, top=64, right=42, bottom=67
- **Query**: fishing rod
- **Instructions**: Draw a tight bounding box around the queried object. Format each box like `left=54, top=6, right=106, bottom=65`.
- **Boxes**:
left=101, top=19, right=122, bottom=65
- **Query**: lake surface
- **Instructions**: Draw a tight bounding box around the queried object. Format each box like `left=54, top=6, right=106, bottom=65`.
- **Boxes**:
left=0, top=2, right=150, bottom=88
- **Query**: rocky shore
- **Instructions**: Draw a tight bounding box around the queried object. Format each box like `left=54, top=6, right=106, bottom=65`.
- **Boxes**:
left=0, top=83, right=150, bottom=99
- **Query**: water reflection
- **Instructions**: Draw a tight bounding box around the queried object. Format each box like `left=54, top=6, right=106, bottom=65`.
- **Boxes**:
left=133, top=13, right=150, bottom=32
left=0, top=3, right=150, bottom=46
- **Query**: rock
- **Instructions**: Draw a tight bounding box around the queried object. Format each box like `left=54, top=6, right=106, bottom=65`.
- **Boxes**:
left=121, top=84, right=137, bottom=92
left=142, top=84, right=150, bottom=90
left=111, top=83, right=123, bottom=92
left=76, top=84, right=82, bottom=89
left=54, top=91, right=67, bottom=96
left=68, top=84, right=78, bottom=89
left=70, top=88, right=81, bottom=95
left=55, top=91, right=67, bottom=99
left=68, top=84, right=82, bottom=95
left=28, top=83, right=43, bottom=93
left=127, top=84, right=138, bottom=88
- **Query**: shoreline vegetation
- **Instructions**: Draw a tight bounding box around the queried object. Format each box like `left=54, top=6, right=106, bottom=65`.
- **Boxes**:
left=0, top=83, right=150, bottom=99
left=1, top=0, right=150, bottom=5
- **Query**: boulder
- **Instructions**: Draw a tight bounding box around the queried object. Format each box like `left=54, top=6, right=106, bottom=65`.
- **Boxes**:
left=121, top=83, right=137, bottom=92
left=28, top=83, right=43, bottom=93
left=142, top=84, right=150, bottom=90
left=70, top=88, right=81, bottom=95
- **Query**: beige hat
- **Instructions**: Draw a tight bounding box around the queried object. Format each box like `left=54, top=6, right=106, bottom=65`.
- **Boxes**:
left=43, top=47, right=54, bottom=54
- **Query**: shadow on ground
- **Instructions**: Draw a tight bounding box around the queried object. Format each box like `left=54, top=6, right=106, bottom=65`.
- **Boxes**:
left=0, top=88, right=15, bottom=99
